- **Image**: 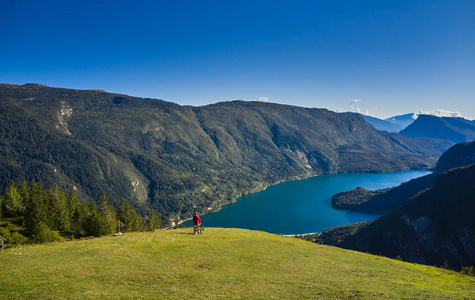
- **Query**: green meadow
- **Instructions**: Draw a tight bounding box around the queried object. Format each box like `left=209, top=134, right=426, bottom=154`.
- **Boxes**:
left=1, top=228, right=473, bottom=299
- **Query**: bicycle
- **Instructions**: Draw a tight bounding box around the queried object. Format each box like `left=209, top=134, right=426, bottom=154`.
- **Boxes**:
left=193, top=223, right=204, bottom=235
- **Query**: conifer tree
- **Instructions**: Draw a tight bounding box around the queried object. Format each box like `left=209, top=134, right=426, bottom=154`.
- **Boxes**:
left=147, top=212, right=161, bottom=231
left=77, top=202, right=96, bottom=236
left=82, top=202, right=103, bottom=237
left=116, top=198, right=136, bottom=232
left=132, top=214, right=145, bottom=232
left=67, top=190, right=81, bottom=235
left=17, top=180, right=29, bottom=207
left=97, top=193, right=116, bottom=235
left=147, top=212, right=162, bottom=231
left=67, top=189, right=80, bottom=221
left=47, top=185, right=70, bottom=231
left=31, top=221, right=58, bottom=244
left=70, top=205, right=83, bottom=235
left=23, top=181, right=49, bottom=236
left=1, top=181, right=23, bottom=218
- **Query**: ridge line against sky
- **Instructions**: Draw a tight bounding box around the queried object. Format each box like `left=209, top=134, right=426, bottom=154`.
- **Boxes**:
left=1, top=0, right=474, bottom=119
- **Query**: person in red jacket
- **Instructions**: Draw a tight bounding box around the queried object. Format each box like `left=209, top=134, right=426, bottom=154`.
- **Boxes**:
left=192, top=212, right=201, bottom=226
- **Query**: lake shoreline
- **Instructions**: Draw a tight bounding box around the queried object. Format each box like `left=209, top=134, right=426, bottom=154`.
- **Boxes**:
left=180, top=170, right=431, bottom=235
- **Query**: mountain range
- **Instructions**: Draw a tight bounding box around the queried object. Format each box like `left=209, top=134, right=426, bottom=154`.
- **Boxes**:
left=400, top=115, right=475, bottom=143
left=384, top=113, right=419, bottom=132
left=360, top=112, right=475, bottom=143
left=0, top=83, right=453, bottom=223
left=354, top=113, right=402, bottom=133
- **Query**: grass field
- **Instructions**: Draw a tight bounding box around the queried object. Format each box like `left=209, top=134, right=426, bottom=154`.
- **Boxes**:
left=1, top=228, right=474, bottom=299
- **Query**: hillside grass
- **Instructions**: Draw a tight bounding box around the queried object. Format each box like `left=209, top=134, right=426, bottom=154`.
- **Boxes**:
left=1, top=228, right=473, bottom=299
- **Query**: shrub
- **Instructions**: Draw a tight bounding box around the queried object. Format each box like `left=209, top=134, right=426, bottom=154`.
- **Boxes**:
left=9, top=232, right=29, bottom=245
left=460, top=266, right=474, bottom=276
left=31, top=222, right=60, bottom=244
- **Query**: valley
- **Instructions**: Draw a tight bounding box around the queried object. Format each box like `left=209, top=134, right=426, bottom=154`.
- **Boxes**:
left=0, top=83, right=452, bottom=224
left=1, top=84, right=474, bottom=299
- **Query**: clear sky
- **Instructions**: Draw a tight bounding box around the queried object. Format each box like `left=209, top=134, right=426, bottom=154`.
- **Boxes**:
left=1, top=0, right=474, bottom=119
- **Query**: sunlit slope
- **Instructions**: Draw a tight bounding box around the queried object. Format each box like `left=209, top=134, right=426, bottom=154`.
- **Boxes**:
left=1, top=228, right=473, bottom=299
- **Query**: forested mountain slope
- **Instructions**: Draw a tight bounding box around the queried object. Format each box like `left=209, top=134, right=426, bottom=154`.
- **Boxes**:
left=0, top=83, right=452, bottom=223
left=436, top=141, right=475, bottom=172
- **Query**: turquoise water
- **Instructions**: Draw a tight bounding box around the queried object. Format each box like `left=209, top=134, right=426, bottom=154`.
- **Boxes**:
left=184, top=170, right=431, bottom=235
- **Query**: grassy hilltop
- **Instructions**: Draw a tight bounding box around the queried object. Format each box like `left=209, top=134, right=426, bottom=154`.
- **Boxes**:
left=1, top=228, right=473, bottom=299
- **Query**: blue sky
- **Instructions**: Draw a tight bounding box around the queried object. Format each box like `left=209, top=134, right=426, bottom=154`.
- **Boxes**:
left=1, top=0, right=474, bottom=119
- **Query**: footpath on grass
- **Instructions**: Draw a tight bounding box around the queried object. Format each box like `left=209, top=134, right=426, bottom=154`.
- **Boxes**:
left=1, top=228, right=474, bottom=299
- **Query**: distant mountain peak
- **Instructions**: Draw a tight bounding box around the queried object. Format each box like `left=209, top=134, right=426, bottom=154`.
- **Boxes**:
left=366, top=110, right=473, bottom=134
left=385, top=113, right=418, bottom=122
left=417, top=109, right=466, bottom=119
left=400, top=114, right=475, bottom=143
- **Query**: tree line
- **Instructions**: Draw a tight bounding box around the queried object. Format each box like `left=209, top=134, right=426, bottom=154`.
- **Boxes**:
left=0, top=180, right=162, bottom=246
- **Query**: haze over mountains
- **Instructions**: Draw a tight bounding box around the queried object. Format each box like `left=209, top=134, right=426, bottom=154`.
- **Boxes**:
left=0, top=83, right=453, bottom=223
left=400, top=115, right=475, bottom=143
left=363, top=113, right=417, bottom=133
left=359, top=111, right=475, bottom=143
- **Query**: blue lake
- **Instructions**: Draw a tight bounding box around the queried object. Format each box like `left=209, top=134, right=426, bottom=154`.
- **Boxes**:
left=184, top=170, right=431, bottom=235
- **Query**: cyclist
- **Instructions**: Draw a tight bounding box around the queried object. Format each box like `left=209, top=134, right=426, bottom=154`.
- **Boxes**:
left=193, top=212, right=201, bottom=227
left=192, top=212, right=204, bottom=234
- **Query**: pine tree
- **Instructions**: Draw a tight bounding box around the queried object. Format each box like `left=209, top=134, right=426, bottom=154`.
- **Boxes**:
left=31, top=222, right=59, bottom=244
left=116, top=198, right=136, bottom=232
left=132, top=214, right=145, bottom=232
left=47, top=185, right=70, bottom=231
left=97, top=193, right=116, bottom=235
left=71, top=206, right=83, bottom=235
left=82, top=202, right=103, bottom=237
left=17, top=180, right=29, bottom=207
left=77, top=202, right=96, bottom=236
left=147, top=212, right=162, bottom=231
left=23, top=181, right=49, bottom=236
left=66, top=189, right=80, bottom=221
left=1, top=181, right=23, bottom=218
left=68, top=190, right=82, bottom=235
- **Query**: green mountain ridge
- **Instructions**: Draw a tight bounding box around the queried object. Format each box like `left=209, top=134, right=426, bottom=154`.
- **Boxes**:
left=331, top=173, right=438, bottom=213
left=0, top=83, right=453, bottom=223
left=436, top=141, right=475, bottom=172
